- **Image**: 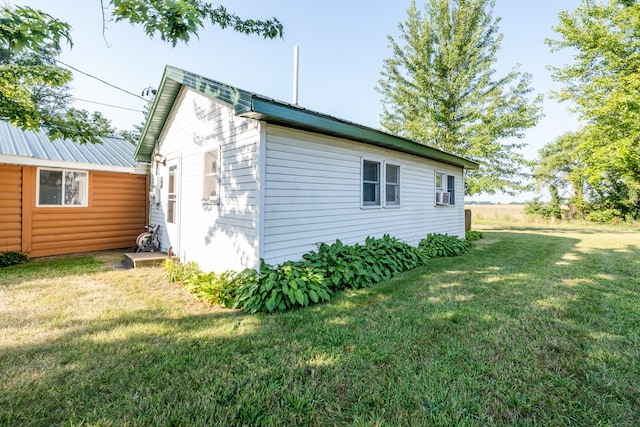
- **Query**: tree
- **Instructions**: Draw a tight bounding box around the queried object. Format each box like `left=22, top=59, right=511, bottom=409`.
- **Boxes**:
left=0, top=5, right=117, bottom=143
left=547, top=0, right=640, bottom=218
left=533, top=132, right=589, bottom=218
left=110, top=0, right=283, bottom=46
left=377, top=0, right=543, bottom=195
left=0, top=2, right=283, bottom=143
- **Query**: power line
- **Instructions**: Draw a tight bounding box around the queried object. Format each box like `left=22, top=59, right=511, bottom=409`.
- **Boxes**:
left=55, top=58, right=148, bottom=101
left=73, top=97, right=145, bottom=113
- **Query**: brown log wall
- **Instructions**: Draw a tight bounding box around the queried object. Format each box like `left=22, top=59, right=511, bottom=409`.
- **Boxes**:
left=0, top=165, right=149, bottom=257
left=0, top=165, right=22, bottom=252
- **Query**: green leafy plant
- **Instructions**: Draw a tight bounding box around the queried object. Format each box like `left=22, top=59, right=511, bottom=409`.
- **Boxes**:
left=164, top=260, right=249, bottom=308
left=0, top=250, right=29, bottom=268
left=586, top=208, right=621, bottom=224
left=186, top=270, right=252, bottom=308
left=524, top=197, right=563, bottom=220
left=164, top=259, right=200, bottom=284
left=233, top=260, right=331, bottom=313
left=419, top=233, right=471, bottom=258
left=302, top=235, right=428, bottom=290
left=465, top=230, right=485, bottom=241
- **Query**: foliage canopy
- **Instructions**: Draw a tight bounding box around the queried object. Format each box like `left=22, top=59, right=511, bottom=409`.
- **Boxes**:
left=542, top=0, right=640, bottom=219
left=0, top=1, right=283, bottom=143
left=377, top=0, right=543, bottom=195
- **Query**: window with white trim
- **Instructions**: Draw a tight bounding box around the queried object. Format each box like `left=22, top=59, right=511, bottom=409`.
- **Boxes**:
left=203, top=149, right=220, bottom=204
left=435, top=171, right=455, bottom=206
left=385, top=163, right=400, bottom=206
left=362, top=160, right=380, bottom=206
left=37, top=168, right=88, bottom=206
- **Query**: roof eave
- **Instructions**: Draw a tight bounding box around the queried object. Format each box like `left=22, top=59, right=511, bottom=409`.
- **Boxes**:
left=246, top=97, right=479, bottom=170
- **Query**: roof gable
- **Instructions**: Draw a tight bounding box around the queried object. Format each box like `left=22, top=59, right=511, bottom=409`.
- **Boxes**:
left=136, top=65, right=479, bottom=170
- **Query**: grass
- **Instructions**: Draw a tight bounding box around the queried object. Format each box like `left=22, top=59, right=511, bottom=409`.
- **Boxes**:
left=1, top=228, right=639, bottom=426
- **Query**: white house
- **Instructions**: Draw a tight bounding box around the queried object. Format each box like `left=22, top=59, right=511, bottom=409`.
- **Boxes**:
left=135, top=66, right=479, bottom=273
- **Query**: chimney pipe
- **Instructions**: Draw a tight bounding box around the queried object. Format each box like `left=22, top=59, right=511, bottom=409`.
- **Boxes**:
left=292, top=45, right=299, bottom=105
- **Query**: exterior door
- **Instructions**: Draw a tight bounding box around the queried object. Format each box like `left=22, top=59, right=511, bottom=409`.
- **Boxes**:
left=165, top=159, right=180, bottom=253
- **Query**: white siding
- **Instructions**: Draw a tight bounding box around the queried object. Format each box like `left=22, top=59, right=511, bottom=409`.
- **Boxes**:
left=150, top=87, right=261, bottom=272
left=262, top=125, right=465, bottom=265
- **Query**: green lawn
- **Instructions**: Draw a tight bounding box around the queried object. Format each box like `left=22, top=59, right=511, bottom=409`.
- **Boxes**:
left=1, top=225, right=639, bottom=426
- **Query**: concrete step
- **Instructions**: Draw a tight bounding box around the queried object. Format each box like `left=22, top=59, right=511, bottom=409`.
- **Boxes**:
left=124, top=252, right=168, bottom=268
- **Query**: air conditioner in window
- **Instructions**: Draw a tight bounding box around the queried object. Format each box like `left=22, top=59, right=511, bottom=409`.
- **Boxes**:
left=436, top=191, right=451, bottom=205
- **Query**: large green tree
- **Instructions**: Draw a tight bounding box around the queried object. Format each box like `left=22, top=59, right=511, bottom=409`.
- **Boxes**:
left=0, top=2, right=283, bottom=143
left=377, top=0, right=543, bottom=195
left=547, top=0, right=640, bottom=218
left=533, top=131, right=590, bottom=218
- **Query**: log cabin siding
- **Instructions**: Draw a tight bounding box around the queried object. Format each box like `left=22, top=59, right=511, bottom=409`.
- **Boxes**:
left=0, top=166, right=148, bottom=257
left=0, top=165, right=22, bottom=252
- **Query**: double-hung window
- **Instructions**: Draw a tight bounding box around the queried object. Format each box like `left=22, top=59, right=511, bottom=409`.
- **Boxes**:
left=203, top=149, right=220, bottom=204
left=362, top=160, right=380, bottom=206
left=362, top=160, right=401, bottom=207
left=385, top=163, right=400, bottom=206
left=37, top=168, right=88, bottom=206
left=435, top=171, right=456, bottom=206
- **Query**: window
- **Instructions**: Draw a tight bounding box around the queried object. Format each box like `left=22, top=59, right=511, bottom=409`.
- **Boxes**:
left=203, top=149, right=220, bottom=203
left=435, top=171, right=456, bottom=206
left=362, top=160, right=380, bottom=206
left=447, top=175, right=456, bottom=205
left=167, top=165, right=177, bottom=223
left=385, top=163, right=400, bottom=206
left=435, top=172, right=445, bottom=191
left=38, top=169, right=88, bottom=206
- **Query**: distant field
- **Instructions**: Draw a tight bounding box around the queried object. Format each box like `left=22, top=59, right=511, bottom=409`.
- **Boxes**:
left=465, top=204, right=529, bottom=225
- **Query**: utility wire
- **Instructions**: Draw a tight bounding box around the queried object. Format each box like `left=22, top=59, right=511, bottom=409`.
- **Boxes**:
left=73, top=97, right=145, bottom=113
left=55, top=58, right=148, bottom=101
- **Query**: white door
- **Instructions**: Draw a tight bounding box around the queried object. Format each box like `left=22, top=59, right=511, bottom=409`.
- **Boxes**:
left=165, top=159, right=180, bottom=254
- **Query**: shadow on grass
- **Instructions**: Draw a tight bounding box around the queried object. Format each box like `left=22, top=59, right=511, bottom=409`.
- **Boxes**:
left=1, top=230, right=639, bottom=425
left=485, top=224, right=640, bottom=235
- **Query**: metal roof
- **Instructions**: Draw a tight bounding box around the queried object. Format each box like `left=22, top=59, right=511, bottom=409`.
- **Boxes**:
left=136, top=65, right=479, bottom=170
left=0, top=120, right=136, bottom=168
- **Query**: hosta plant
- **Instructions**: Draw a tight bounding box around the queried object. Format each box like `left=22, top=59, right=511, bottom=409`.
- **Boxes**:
left=419, top=233, right=471, bottom=258
left=233, top=260, right=332, bottom=313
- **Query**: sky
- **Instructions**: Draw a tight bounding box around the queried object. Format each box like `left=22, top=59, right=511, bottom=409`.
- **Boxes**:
left=11, top=0, right=584, bottom=202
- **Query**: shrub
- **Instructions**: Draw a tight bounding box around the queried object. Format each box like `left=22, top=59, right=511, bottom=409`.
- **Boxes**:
left=419, top=233, right=470, bottom=257
left=524, top=197, right=562, bottom=220
left=164, top=259, right=200, bottom=284
left=465, top=230, right=484, bottom=241
left=302, top=235, right=428, bottom=290
left=164, top=260, right=249, bottom=308
left=0, top=251, right=29, bottom=268
left=586, top=208, right=621, bottom=224
left=233, top=260, right=331, bottom=313
left=187, top=270, right=253, bottom=308
left=166, top=233, right=471, bottom=314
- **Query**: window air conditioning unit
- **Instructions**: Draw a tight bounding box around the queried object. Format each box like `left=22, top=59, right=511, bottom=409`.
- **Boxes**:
left=436, top=191, right=451, bottom=205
